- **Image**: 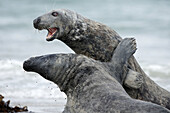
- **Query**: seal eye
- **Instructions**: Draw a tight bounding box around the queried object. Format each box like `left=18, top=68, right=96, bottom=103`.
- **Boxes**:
left=52, top=12, right=58, bottom=17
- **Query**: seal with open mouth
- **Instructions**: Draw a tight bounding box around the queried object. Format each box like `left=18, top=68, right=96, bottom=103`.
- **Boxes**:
left=33, top=9, right=121, bottom=62
left=33, top=9, right=77, bottom=42
left=33, top=9, right=144, bottom=89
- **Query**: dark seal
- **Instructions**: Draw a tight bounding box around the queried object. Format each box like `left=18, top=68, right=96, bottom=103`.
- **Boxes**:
left=23, top=38, right=170, bottom=113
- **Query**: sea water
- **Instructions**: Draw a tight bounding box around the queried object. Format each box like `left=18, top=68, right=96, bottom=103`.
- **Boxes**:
left=0, top=0, right=170, bottom=112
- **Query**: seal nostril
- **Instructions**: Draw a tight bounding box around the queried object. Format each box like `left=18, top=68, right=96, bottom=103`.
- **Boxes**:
left=36, top=17, right=41, bottom=24
left=23, top=61, right=28, bottom=71
left=23, top=60, right=32, bottom=71
left=33, top=17, right=41, bottom=28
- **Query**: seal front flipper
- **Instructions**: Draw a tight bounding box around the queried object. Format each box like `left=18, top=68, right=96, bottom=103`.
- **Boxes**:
left=124, top=69, right=143, bottom=89
left=110, top=38, right=143, bottom=88
left=109, top=38, right=137, bottom=84
left=111, top=38, right=137, bottom=64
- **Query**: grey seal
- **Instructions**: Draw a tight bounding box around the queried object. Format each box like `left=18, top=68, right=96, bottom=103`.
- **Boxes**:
left=23, top=38, right=170, bottom=113
left=33, top=9, right=170, bottom=109
left=33, top=9, right=120, bottom=61
left=33, top=9, right=143, bottom=89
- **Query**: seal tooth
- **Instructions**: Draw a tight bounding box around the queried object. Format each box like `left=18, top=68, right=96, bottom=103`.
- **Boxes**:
left=46, top=28, right=58, bottom=40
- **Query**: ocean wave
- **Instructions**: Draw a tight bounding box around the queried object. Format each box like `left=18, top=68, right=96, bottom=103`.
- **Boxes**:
left=1, top=59, right=169, bottom=78
left=0, top=59, right=66, bottom=99
left=0, top=59, right=170, bottom=98
left=142, top=63, right=170, bottom=91
left=142, top=63, right=170, bottom=77
left=0, top=59, right=22, bottom=69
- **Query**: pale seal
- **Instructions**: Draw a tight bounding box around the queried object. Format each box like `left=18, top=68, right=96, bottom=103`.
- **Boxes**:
left=33, top=9, right=143, bottom=89
left=33, top=9, right=120, bottom=61
left=23, top=38, right=169, bottom=113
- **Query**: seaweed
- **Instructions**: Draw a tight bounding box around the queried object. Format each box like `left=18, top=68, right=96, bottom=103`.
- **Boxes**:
left=0, top=94, right=28, bottom=113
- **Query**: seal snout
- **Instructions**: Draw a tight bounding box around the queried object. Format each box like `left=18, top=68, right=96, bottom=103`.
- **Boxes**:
left=23, top=60, right=31, bottom=71
left=33, top=17, right=41, bottom=29
left=23, top=58, right=35, bottom=72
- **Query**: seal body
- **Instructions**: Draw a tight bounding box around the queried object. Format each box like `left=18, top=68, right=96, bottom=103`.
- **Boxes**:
left=23, top=39, right=170, bottom=113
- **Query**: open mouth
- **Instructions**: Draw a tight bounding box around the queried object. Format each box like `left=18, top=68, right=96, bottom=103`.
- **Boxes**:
left=46, top=27, right=59, bottom=41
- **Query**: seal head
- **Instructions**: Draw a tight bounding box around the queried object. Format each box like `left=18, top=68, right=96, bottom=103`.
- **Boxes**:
left=23, top=54, right=78, bottom=92
left=33, top=9, right=76, bottom=41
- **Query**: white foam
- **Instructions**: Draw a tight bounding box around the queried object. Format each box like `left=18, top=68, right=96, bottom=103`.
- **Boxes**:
left=0, top=59, right=66, bottom=100
left=142, top=63, right=170, bottom=77
left=141, top=63, right=170, bottom=91
left=0, top=59, right=22, bottom=70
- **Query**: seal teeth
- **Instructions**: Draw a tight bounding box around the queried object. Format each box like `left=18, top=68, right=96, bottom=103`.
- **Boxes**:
left=46, top=27, right=58, bottom=41
left=49, top=28, right=57, bottom=34
left=47, top=28, right=57, bottom=35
